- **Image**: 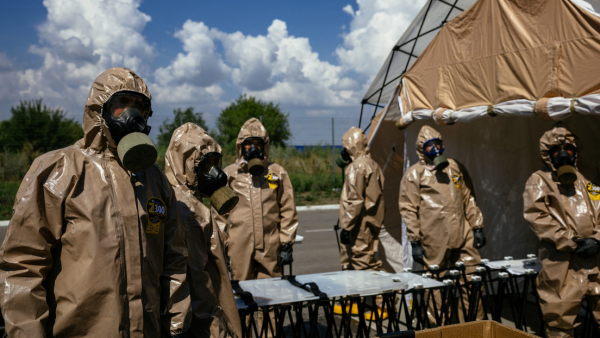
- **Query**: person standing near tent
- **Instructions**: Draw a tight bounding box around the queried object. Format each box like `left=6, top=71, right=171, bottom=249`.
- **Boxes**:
left=399, top=125, right=485, bottom=321
left=214, top=117, right=298, bottom=281
left=165, top=122, right=243, bottom=338
left=335, top=126, right=386, bottom=320
left=0, top=67, right=191, bottom=337
left=523, top=123, right=600, bottom=338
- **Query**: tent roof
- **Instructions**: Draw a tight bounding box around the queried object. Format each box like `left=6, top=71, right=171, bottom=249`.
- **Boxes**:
left=362, top=0, right=600, bottom=131
left=361, top=0, right=476, bottom=110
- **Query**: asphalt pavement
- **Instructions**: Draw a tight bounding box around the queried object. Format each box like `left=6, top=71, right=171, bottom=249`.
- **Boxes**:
left=292, top=208, right=342, bottom=275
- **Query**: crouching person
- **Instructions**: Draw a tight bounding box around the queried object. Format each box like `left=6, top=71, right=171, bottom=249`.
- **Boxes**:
left=165, top=122, right=243, bottom=338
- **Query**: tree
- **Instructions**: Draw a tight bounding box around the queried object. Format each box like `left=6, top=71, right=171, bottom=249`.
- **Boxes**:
left=0, top=99, right=83, bottom=153
left=215, top=95, right=291, bottom=148
left=157, top=107, right=208, bottom=150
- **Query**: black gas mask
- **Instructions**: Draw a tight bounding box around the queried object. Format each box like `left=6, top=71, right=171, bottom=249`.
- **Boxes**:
left=549, top=143, right=577, bottom=185
left=336, top=148, right=352, bottom=168
left=423, top=138, right=448, bottom=170
left=196, top=152, right=238, bottom=215
left=242, top=137, right=265, bottom=176
left=103, top=91, right=157, bottom=173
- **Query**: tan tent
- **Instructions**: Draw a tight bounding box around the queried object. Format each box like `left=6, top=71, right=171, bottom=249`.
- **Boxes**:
left=366, top=0, right=600, bottom=264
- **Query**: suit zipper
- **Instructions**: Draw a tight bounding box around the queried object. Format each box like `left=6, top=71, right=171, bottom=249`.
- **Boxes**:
left=105, top=156, right=131, bottom=338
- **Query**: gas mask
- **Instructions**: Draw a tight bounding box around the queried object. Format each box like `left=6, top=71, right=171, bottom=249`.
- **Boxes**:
left=336, top=148, right=352, bottom=168
left=103, top=91, right=157, bottom=173
left=423, top=138, right=448, bottom=170
left=196, top=152, right=239, bottom=215
left=242, top=137, right=265, bottom=176
left=549, top=144, right=577, bottom=185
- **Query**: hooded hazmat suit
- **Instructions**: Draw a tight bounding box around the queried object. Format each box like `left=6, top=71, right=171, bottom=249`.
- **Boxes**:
left=165, top=123, right=242, bottom=338
left=0, top=67, right=190, bottom=338
left=214, top=118, right=298, bottom=280
left=523, top=124, right=600, bottom=338
left=399, top=125, right=484, bottom=322
left=338, top=127, right=385, bottom=271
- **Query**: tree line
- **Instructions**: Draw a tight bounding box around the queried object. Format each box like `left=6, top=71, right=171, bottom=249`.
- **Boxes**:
left=0, top=95, right=291, bottom=157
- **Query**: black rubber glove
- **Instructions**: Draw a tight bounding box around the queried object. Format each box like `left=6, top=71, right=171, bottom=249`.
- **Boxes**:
left=411, top=241, right=427, bottom=266
left=277, top=244, right=294, bottom=266
left=574, top=238, right=600, bottom=258
left=340, top=229, right=350, bottom=245
left=473, top=228, right=486, bottom=249
left=170, top=332, right=191, bottom=338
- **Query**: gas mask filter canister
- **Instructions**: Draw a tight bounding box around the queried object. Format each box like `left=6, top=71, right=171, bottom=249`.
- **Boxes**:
left=550, top=144, right=577, bottom=185
left=423, top=138, right=448, bottom=170
left=196, top=153, right=239, bottom=215
left=242, top=138, right=265, bottom=176
left=104, top=91, right=157, bottom=173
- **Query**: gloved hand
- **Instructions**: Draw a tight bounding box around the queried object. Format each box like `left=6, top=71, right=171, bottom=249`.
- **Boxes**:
left=473, top=228, right=486, bottom=249
left=574, top=238, right=600, bottom=258
left=277, top=244, right=294, bottom=266
left=411, top=241, right=427, bottom=266
left=340, top=229, right=350, bottom=245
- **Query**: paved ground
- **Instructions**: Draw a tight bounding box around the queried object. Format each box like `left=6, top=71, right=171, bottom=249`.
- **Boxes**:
left=292, top=208, right=342, bottom=275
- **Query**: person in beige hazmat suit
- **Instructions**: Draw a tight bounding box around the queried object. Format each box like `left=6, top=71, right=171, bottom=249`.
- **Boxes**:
left=0, top=67, right=190, bottom=337
left=334, top=126, right=386, bottom=320
left=215, top=118, right=298, bottom=281
left=523, top=123, right=600, bottom=338
left=399, top=125, right=485, bottom=322
left=165, top=122, right=242, bottom=338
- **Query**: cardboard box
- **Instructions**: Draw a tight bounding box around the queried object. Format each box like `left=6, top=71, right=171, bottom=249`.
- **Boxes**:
left=377, top=321, right=539, bottom=338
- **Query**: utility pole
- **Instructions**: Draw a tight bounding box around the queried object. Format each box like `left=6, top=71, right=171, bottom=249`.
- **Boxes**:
left=332, top=117, right=335, bottom=187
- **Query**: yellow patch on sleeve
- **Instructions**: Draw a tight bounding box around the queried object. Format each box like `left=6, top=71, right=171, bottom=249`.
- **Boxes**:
left=146, top=197, right=167, bottom=234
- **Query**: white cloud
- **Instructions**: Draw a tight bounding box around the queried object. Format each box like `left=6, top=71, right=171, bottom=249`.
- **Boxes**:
left=0, top=0, right=156, bottom=119
left=154, top=20, right=230, bottom=87
left=336, top=0, right=426, bottom=79
left=160, top=19, right=361, bottom=107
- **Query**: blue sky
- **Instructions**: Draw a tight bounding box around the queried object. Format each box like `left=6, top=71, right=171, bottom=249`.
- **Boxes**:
left=0, top=0, right=425, bottom=145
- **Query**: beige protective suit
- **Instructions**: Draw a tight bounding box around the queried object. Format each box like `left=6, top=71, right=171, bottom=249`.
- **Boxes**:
left=215, top=118, right=298, bottom=281
left=399, top=125, right=484, bottom=322
left=0, top=67, right=190, bottom=338
left=165, top=123, right=242, bottom=338
left=523, top=125, right=600, bottom=338
left=338, top=127, right=385, bottom=271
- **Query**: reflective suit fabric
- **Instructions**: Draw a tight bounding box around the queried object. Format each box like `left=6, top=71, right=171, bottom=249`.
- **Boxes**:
left=0, top=67, right=190, bottom=338
left=523, top=125, right=600, bottom=338
left=399, top=125, right=484, bottom=322
left=165, top=123, right=242, bottom=338
left=215, top=118, right=298, bottom=281
left=338, top=127, right=385, bottom=271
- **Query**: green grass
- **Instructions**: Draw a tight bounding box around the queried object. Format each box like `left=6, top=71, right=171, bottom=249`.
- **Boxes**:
left=0, top=181, right=20, bottom=220
left=0, top=145, right=344, bottom=221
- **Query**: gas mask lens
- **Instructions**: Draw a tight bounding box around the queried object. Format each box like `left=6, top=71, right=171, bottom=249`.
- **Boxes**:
left=549, top=144, right=577, bottom=185
left=103, top=91, right=157, bottom=173
left=423, top=138, right=448, bottom=170
left=423, top=139, right=444, bottom=156
left=107, top=92, right=151, bottom=118
left=242, top=137, right=265, bottom=176
left=198, top=152, right=222, bottom=175
left=196, top=152, right=238, bottom=215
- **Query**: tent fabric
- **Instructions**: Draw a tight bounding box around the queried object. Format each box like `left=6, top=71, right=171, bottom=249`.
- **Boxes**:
left=362, top=0, right=475, bottom=110
left=368, top=110, right=600, bottom=262
left=384, top=0, right=600, bottom=128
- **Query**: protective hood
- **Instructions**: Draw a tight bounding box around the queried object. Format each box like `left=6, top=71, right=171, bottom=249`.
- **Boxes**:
left=236, top=118, right=270, bottom=160
left=341, top=127, right=368, bottom=161
left=81, top=67, right=151, bottom=152
left=540, top=123, right=578, bottom=172
left=165, top=122, right=222, bottom=196
left=416, top=125, right=443, bottom=164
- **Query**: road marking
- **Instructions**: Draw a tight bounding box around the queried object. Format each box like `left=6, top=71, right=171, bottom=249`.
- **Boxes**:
left=305, top=229, right=334, bottom=233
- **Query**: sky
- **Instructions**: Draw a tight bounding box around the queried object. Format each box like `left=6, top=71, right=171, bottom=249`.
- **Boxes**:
left=0, top=0, right=426, bottom=145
